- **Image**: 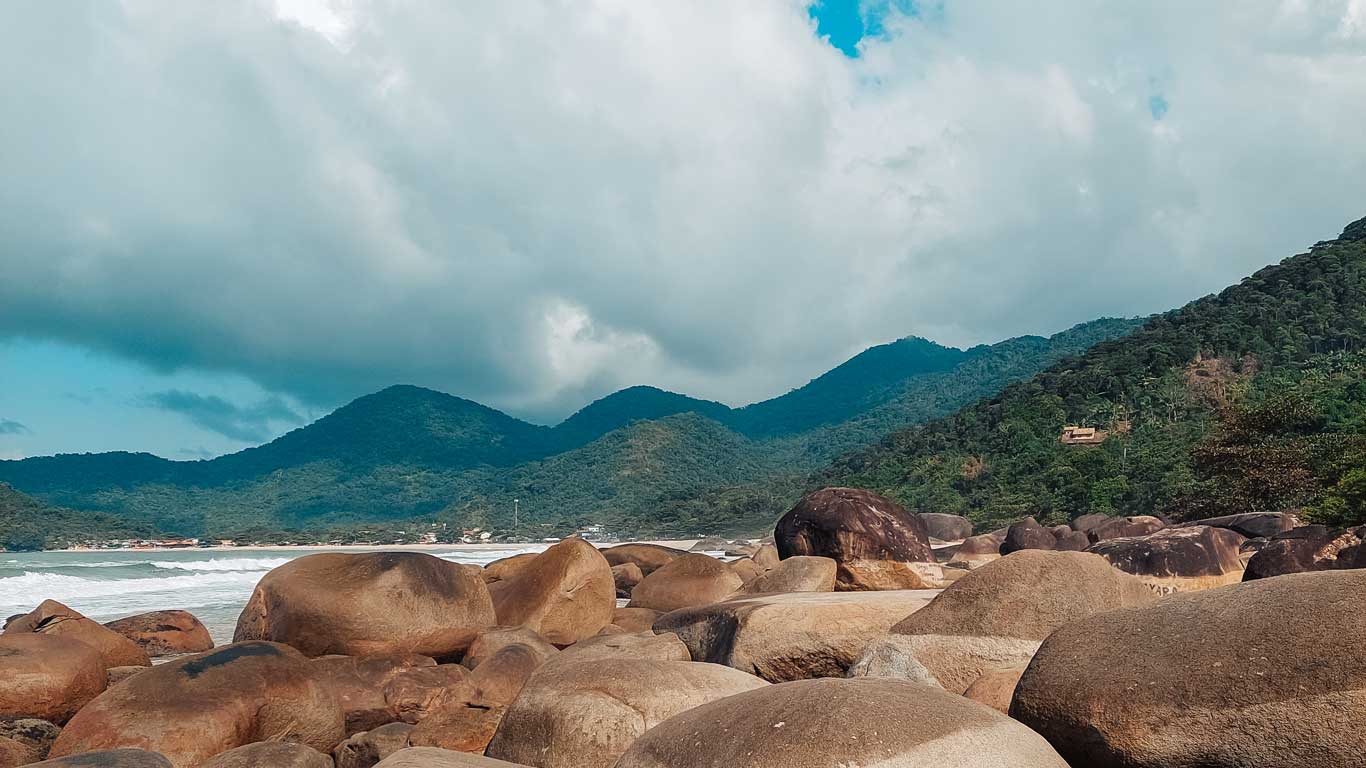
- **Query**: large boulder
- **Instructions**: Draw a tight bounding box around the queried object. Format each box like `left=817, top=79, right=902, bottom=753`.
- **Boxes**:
left=919, top=512, right=973, bottom=541
left=1012, top=569, right=1366, bottom=768
left=999, top=518, right=1055, bottom=555
left=1087, top=514, right=1165, bottom=542
left=409, top=641, right=550, bottom=754
left=608, top=607, right=660, bottom=633
left=600, top=544, right=686, bottom=575
left=0, top=719, right=61, bottom=766
left=5, top=600, right=150, bottom=669
left=484, top=658, right=766, bottom=768
left=689, top=537, right=729, bottom=552
left=334, top=722, right=413, bottom=768
left=103, top=611, right=213, bottom=658
left=1051, top=527, right=1091, bottom=551
left=1086, top=525, right=1246, bottom=594
left=310, top=653, right=436, bottom=735
left=0, top=633, right=107, bottom=723
left=626, top=553, right=743, bottom=612
left=1069, top=513, right=1111, bottom=533
left=947, top=532, right=1003, bottom=569
left=382, top=664, right=471, bottom=725
left=751, top=543, right=780, bottom=570
left=775, top=487, right=936, bottom=590
left=613, top=677, right=1067, bottom=768
left=611, top=562, right=644, bottom=598
left=964, top=664, right=1027, bottom=714
left=375, top=747, right=531, bottom=767
left=480, top=554, right=537, bottom=585
left=49, top=641, right=344, bottom=768
left=872, top=551, right=1157, bottom=693
left=460, top=627, right=557, bottom=670
left=554, top=631, right=690, bottom=665
left=655, top=590, right=938, bottom=682
left=233, top=552, right=496, bottom=659
left=1243, top=524, right=1366, bottom=580
left=488, top=539, right=615, bottom=645
left=738, top=555, right=836, bottom=594
left=26, top=751, right=173, bottom=768
left=198, top=742, right=333, bottom=768
left=1183, top=511, right=1300, bottom=539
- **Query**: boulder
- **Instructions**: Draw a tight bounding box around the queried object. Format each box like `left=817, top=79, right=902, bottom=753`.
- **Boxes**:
left=612, top=562, right=644, bottom=598
left=613, top=677, right=1067, bottom=768
left=5, top=600, right=150, bottom=669
left=751, top=543, right=780, bottom=570
left=1243, top=524, right=1366, bottom=580
left=408, top=640, right=550, bottom=754
left=963, top=664, right=1027, bottom=714
left=1086, top=514, right=1165, bottom=542
left=1069, top=513, right=1111, bottom=533
left=489, top=539, right=615, bottom=645
left=1012, top=569, right=1366, bottom=767
left=0, top=719, right=60, bottom=766
left=1086, top=525, right=1246, bottom=594
left=311, top=654, right=436, bottom=735
left=49, top=641, right=344, bottom=768
left=460, top=627, right=557, bottom=670
left=106, top=666, right=148, bottom=687
left=655, top=590, right=938, bottom=682
left=374, top=747, right=530, bottom=767
left=480, top=554, right=537, bottom=585
left=26, top=751, right=173, bottom=768
left=775, top=487, right=937, bottom=590
left=947, top=532, right=1003, bottom=569
left=1184, top=510, right=1301, bottom=539
left=199, top=742, right=333, bottom=768
left=626, top=553, right=743, bottom=612
left=484, top=658, right=767, bottom=768
left=600, top=544, right=685, bottom=575
left=234, top=552, right=495, bottom=659
left=879, top=551, right=1157, bottom=692
left=555, top=631, right=690, bottom=665
left=727, top=557, right=762, bottom=584
left=999, top=518, right=1055, bottom=554
left=1052, top=528, right=1091, bottom=551
left=738, top=555, right=837, bottom=594
left=334, top=723, right=414, bottom=768
left=919, top=512, right=973, bottom=542
left=850, top=633, right=1039, bottom=694
left=103, top=611, right=213, bottom=658
left=689, top=537, right=729, bottom=552
left=0, top=633, right=107, bottom=723
left=383, top=664, right=470, bottom=725
left=608, top=607, right=660, bottom=633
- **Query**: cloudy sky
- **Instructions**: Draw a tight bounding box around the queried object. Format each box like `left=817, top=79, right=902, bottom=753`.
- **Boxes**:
left=3, top=0, right=1366, bottom=461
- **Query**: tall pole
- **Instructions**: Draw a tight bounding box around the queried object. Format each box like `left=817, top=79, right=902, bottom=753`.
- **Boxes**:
left=513, top=498, right=520, bottom=529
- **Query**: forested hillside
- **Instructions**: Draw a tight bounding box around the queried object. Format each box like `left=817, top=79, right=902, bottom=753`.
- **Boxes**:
left=824, top=216, right=1366, bottom=530
left=0, top=319, right=1139, bottom=541
left=0, top=483, right=147, bottom=550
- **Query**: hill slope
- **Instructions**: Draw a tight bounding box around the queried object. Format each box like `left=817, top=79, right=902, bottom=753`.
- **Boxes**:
left=0, top=482, right=147, bottom=550
left=823, top=215, right=1366, bottom=529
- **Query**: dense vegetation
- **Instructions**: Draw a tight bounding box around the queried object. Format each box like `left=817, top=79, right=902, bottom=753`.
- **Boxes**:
left=0, top=320, right=1138, bottom=542
left=824, top=216, right=1366, bottom=530
left=0, top=483, right=148, bottom=550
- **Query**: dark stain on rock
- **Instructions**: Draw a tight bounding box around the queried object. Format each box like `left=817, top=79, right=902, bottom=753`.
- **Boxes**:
left=180, top=642, right=281, bottom=678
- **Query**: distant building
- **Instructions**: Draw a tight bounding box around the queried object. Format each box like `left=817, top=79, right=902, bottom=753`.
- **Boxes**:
left=1060, top=425, right=1108, bottom=446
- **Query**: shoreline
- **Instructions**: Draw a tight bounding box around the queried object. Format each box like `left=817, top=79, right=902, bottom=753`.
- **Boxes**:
left=40, top=539, right=705, bottom=555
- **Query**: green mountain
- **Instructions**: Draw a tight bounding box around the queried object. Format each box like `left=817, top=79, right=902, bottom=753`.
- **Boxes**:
left=0, top=320, right=1142, bottom=541
left=0, top=482, right=147, bottom=551
left=822, top=215, right=1366, bottom=530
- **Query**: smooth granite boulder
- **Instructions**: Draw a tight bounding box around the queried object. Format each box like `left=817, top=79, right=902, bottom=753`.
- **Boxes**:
left=1086, top=525, right=1246, bottom=594
left=627, top=554, right=743, bottom=612
left=103, top=611, right=213, bottom=658
left=6, top=600, right=150, bottom=669
left=775, top=487, right=936, bottom=590
left=489, top=538, right=616, bottom=645
left=0, top=633, right=107, bottom=724
left=1243, top=524, right=1366, bottom=579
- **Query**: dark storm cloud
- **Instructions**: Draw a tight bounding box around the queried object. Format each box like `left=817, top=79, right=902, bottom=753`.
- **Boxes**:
left=0, top=419, right=30, bottom=435
left=141, top=390, right=303, bottom=443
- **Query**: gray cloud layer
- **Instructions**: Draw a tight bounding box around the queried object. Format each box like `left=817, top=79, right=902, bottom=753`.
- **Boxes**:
left=140, top=390, right=303, bottom=443
left=2, top=1, right=1365, bottom=422
left=0, top=419, right=29, bottom=435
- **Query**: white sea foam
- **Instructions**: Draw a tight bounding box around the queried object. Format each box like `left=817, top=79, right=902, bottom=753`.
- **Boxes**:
left=151, top=557, right=291, bottom=572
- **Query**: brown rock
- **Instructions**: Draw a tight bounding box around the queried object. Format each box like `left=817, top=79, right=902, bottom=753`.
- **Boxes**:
left=1184, top=511, right=1301, bottom=539
left=728, top=557, right=762, bottom=584
left=555, top=631, right=690, bottom=665
left=1086, top=525, right=1246, bottom=594
left=103, top=611, right=213, bottom=658
left=608, top=607, right=660, bottom=633
left=484, top=658, right=767, bottom=768
left=407, top=703, right=504, bottom=755
left=0, top=633, right=107, bottom=724
left=480, top=554, right=537, bottom=585
left=879, top=551, right=1157, bottom=692
left=106, top=666, right=147, bottom=688
left=656, top=590, right=938, bottom=682
left=626, top=553, right=743, bottom=612
left=488, top=539, right=615, bottom=645
left=460, top=627, right=556, bottom=671
left=383, top=664, right=470, bottom=724
left=739, top=556, right=837, bottom=594
left=1052, top=528, right=1091, bottom=551
left=947, top=532, right=1003, bottom=569
left=0, top=737, right=28, bottom=768
left=919, top=512, right=973, bottom=542
left=199, top=742, right=332, bottom=768
left=49, top=641, right=343, bottom=768
left=1011, top=570, right=1366, bottom=768
left=374, top=747, right=530, bottom=767
left=1243, top=524, right=1366, bottom=580
left=689, top=537, right=729, bottom=552
left=600, top=543, right=686, bottom=575
left=26, top=750, right=173, bottom=768
left=775, top=487, right=936, bottom=590
left=334, top=722, right=414, bottom=768
left=613, top=677, right=1067, bottom=768
left=234, top=552, right=495, bottom=659
left=1087, top=514, right=1165, bottom=542
left=311, top=654, right=436, bottom=735
left=612, top=562, right=644, bottom=598
left=0, top=719, right=60, bottom=766
left=752, top=543, right=780, bottom=570
left=999, top=518, right=1055, bottom=555
left=1069, top=513, right=1111, bottom=533
left=408, top=639, right=551, bottom=755
left=963, top=664, right=1027, bottom=714
left=5, top=600, right=150, bottom=669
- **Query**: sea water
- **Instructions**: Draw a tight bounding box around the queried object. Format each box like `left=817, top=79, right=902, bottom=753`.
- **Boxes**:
left=0, top=545, right=550, bottom=644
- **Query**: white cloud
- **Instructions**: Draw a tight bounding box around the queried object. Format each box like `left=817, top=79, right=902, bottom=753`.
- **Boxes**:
left=1, top=0, right=1365, bottom=422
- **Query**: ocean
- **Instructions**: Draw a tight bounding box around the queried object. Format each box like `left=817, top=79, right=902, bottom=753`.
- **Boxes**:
left=0, top=545, right=552, bottom=645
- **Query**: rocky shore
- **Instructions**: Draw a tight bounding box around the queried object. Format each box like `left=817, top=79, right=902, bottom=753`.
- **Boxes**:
left=1, top=487, right=1360, bottom=767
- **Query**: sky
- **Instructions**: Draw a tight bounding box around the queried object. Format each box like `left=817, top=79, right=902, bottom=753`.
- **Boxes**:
left=3, top=0, right=1366, bottom=461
